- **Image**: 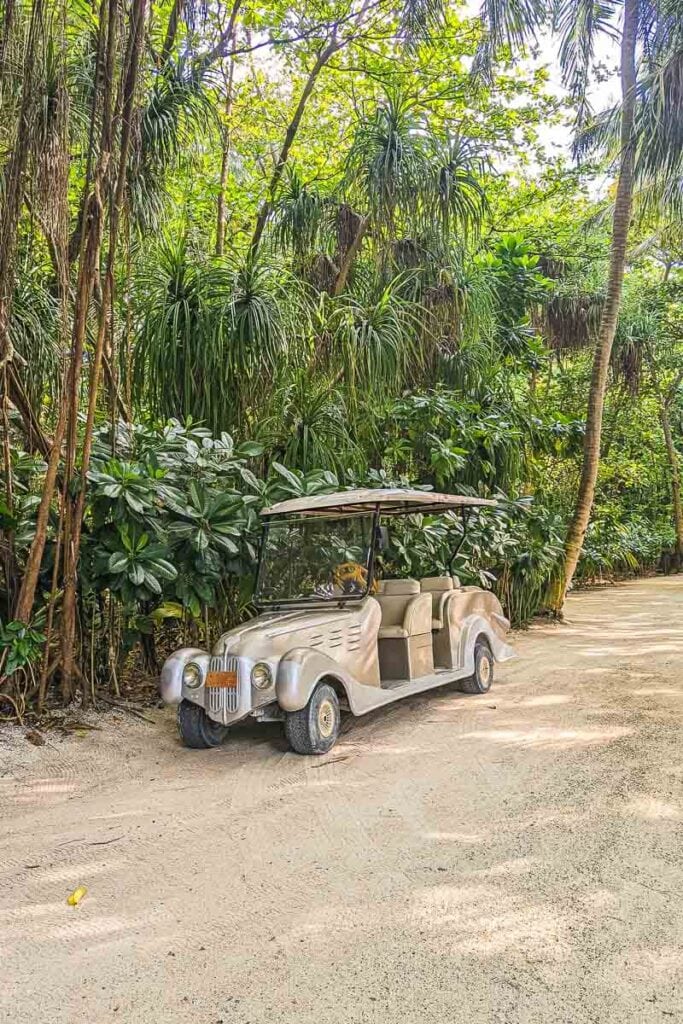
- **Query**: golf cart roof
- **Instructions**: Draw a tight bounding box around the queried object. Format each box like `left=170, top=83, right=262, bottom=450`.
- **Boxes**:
left=261, top=488, right=497, bottom=518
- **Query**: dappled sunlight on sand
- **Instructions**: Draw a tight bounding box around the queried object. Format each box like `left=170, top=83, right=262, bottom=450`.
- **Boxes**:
left=513, top=694, right=572, bottom=707
left=2, top=576, right=682, bottom=1024
left=630, top=687, right=682, bottom=697
left=459, top=724, right=633, bottom=750
left=624, top=797, right=681, bottom=821
left=10, top=779, right=78, bottom=803
left=412, top=884, right=569, bottom=957
left=423, top=831, right=486, bottom=844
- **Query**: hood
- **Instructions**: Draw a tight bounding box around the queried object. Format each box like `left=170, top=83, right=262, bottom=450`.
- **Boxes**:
left=213, top=603, right=368, bottom=655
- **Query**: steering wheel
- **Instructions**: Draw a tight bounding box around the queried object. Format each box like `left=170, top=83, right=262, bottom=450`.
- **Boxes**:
left=333, top=561, right=376, bottom=595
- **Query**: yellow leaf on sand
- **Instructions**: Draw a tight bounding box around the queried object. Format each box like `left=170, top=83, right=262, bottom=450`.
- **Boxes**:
left=67, top=886, right=87, bottom=906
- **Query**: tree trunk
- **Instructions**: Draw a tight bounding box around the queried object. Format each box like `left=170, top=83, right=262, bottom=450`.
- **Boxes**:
left=659, top=398, right=683, bottom=563
left=215, top=56, right=235, bottom=256
left=160, top=0, right=184, bottom=65
left=60, top=0, right=147, bottom=697
left=194, top=0, right=241, bottom=78
left=6, top=363, right=52, bottom=456
left=249, top=37, right=340, bottom=258
left=13, top=6, right=70, bottom=625
left=13, top=392, right=68, bottom=623
left=0, top=0, right=43, bottom=369
left=548, top=0, right=638, bottom=614
left=644, top=344, right=683, bottom=564
left=57, top=0, right=117, bottom=699
left=332, top=215, right=369, bottom=296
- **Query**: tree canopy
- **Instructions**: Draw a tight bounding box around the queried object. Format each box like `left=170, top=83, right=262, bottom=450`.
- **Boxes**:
left=0, top=0, right=681, bottom=708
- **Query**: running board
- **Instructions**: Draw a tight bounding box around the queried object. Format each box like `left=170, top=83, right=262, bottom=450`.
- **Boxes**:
left=346, top=667, right=472, bottom=716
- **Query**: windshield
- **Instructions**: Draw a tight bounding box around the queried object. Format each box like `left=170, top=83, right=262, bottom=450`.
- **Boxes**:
left=255, top=514, right=374, bottom=605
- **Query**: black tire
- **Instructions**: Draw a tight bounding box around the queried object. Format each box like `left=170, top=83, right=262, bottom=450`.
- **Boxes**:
left=285, top=682, right=341, bottom=755
left=177, top=699, right=229, bottom=749
left=459, top=637, right=494, bottom=694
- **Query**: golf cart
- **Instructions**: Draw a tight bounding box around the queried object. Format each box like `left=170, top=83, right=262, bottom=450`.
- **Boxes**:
left=160, top=489, right=514, bottom=754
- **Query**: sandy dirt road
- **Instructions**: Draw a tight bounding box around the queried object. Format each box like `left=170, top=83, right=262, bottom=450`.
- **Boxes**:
left=1, top=576, right=683, bottom=1024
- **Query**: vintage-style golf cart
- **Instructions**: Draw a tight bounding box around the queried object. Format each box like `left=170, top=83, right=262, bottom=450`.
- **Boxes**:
left=160, top=489, right=514, bottom=754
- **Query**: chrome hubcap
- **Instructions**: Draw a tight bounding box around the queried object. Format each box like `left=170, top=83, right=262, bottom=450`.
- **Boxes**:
left=318, top=699, right=335, bottom=738
left=480, top=655, right=491, bottom=685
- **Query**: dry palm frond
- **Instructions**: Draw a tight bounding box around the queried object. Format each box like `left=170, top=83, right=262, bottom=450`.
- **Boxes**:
left=336, top=203, right=364, bottom=259
left=306, top=253, right=338, bottom=294
left=612, top=338, right=643, bottom=396
left=542, top=292, right=604, bottom=351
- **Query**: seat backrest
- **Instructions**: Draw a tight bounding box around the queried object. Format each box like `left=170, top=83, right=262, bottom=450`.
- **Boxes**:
left=376, top=579, right=418, bottom=628
left=376, top=579, right=431, bottom=633
left=420, top=576, right=453, bottom=621
left=420, top=575, right=461, bottom=591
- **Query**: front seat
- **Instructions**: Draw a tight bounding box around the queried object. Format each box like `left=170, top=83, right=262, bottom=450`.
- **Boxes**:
left=376, top=579, right=434, bottom=681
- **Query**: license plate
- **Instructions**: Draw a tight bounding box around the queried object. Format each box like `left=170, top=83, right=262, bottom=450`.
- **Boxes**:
left=206, top=670, right=237, bottom=689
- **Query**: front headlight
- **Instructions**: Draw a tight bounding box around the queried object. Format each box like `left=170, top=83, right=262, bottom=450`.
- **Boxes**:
left=251, top=662, right=272, bottom=690
left=182, top=662, right=202, bottom=689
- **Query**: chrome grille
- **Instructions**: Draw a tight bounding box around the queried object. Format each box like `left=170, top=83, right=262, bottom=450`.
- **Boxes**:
left=207, top=652, right=239, bottom=715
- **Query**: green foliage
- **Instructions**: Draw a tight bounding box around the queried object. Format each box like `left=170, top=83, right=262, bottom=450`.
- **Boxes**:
left=0, top=620, right=46, bottom=677
left=1, top=0, right=682, bottom=701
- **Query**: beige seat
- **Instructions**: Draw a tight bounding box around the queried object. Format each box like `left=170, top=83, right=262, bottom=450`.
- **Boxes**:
left=376, top=580, right=434, bottom=681
left=420, top=576, right=465, bottom=670
left=420, top=576, right=460, bottom=630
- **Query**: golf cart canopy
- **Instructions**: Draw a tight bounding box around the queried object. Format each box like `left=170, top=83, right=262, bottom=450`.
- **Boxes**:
left=261, top=488, right=497, bottom=519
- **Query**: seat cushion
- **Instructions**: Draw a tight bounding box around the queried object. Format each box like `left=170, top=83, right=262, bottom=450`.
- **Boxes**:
left=378, top=625, right=409, bottom=639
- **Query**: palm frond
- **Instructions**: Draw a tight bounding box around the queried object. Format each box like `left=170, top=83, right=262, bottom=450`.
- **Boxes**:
left=555, top=0, right=620, bottom=127
left=328, top=276, right=425, bottom=400
left=429, top=135, right=489, bottom=239
left=345, top=89, right=430, bottom=239
left=257, top=371, right=364, bottom=474
left=632, top=41, right=683, bottom=201
left=270, top=165, right=329, bottom=260
left=472, top=0, right=547, bottom=80
left=399, top=0, right=446, bottom=48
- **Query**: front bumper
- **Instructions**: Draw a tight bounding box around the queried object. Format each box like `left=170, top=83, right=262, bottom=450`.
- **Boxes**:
left=160, top=646, right=278, bottom=726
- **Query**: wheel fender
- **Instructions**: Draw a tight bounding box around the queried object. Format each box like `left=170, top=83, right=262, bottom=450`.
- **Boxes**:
left=160, top=647, right=209, bottom=705
left=276, top=648, right=351, bottom=713
left=459, top=615, right=515, bottom=673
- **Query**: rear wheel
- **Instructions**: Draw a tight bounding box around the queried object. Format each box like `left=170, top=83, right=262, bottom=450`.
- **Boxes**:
left=285, top=682, right=340, bottom=755
left=178, top=699, right=229, bottom=749
left=459, top=637, right=494, bottom=694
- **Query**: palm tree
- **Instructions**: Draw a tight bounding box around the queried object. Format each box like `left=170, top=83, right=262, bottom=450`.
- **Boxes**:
left=549, top=0, right=683, bottom=612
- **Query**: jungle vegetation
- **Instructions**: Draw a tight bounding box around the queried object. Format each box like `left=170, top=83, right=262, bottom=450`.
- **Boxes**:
left=0, top=0, right=682, bottom=711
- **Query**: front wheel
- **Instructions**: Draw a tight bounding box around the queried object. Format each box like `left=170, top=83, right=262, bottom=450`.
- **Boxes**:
left=285, top=682, right=341, bottom=755
left=178, top=699, right=229, bottom=749
left=459, top=637, right=494, bottom=694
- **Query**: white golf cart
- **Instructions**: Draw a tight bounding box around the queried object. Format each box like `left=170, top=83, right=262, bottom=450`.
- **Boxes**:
left=160, top=489, right=514, bottom=754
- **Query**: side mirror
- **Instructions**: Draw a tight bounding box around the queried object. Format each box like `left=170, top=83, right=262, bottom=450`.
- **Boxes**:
left=376, top=525, right=390, bottom=551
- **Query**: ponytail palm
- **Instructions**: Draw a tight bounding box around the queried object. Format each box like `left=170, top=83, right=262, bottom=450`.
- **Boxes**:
left=328, top=278, right=425, bottom=401
left=345, top=90, right=488, bottom=244
left=257, top=371, right=363, bottom=474
left=133, top=239, right=307, bottom=433
left=345, top=90, right=429, bottom=240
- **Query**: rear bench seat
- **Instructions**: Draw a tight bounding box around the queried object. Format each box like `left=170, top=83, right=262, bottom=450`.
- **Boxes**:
left=375, top=579, right=434, bottom=681
left=420, top=576, right=461, bottom=629
left=420, top=576, right=463, bottom=670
